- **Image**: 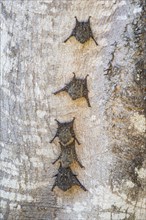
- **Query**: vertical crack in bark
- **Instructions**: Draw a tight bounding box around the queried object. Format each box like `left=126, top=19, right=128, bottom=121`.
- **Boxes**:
left=104, top=41, right=118, bottom=80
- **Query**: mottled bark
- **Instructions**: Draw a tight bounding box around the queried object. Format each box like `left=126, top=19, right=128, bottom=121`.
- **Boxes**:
left=1, top=0, right=145, bottom=220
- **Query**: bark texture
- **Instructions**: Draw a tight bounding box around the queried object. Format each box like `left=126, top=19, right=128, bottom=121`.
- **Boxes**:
left=1, top=0, right=145, bottom=220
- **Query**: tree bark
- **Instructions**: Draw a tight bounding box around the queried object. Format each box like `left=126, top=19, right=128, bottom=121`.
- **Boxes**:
left=1, top=0, right=145, bottom=219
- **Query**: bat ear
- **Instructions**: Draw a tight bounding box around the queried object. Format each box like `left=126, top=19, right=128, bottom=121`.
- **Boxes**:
left=72, top=72, right=76, bottom=79
left=71, top=117, right=75, bottom=124
left=75, top=16, right=79, bottom=23
left=85, top=74, right=89, bottom=79
left=88, top=16, right=91, bottom=22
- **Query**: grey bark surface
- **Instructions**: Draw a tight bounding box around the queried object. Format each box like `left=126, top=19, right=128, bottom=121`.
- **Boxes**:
left=0, top=0, right=145, bottom=220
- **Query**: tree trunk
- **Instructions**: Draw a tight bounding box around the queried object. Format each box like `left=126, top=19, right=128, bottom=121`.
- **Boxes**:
left=1, top=0, right=145, bottom=219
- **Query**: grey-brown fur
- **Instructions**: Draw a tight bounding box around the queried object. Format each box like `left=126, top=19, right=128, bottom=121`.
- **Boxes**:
left=52, top=140, right=84, bottom=168
left=51, top=164, right=87, bottom=192
left=50, top=117, right=80, bottom=145
left=54, top=73, right=91, bottom=107
left=64, top=16, right=98, bottom=45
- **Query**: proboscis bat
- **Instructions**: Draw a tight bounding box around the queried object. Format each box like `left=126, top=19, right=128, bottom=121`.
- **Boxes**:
left=52, top=140, right=84, bottom=168
left=50, top=117, right=80, bottom=145
left=54, top=72, right=91, bottom=107
left=51, top=164, right=87, bottom=192
left=64, top=16, right=98, bottom=45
